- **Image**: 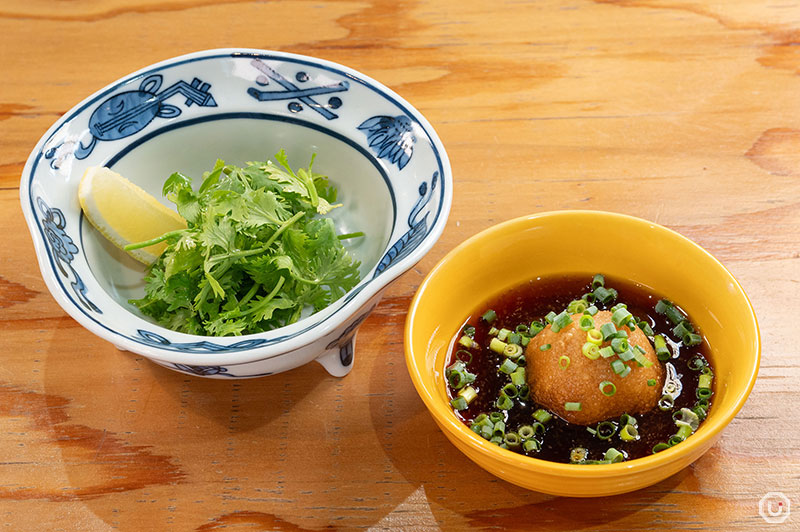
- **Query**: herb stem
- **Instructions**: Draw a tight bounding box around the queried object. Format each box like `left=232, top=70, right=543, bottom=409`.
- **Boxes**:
left=124, top=229, right=185, bottom=251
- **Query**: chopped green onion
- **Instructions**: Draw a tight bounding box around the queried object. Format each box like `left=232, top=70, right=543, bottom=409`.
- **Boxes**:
left=683, top=332, right=702, bottom=346
left=523, top=439, right=541, bottom=452
left=504, top=432, right=521, bottom=448
left=638, top=320, right=654, bottom=336
left=507, top=332, right=521, bottom=345
left=551, top=311, right=572, bottom=333
left=617, top=348, right=635, bottom=362
left=611, top=337, right=629, bottom=353
left=596, top=421, right=617, bottom=440
left=530, top=321, right=545, bottom=336
left=450, top=396, right=468, bottom=410
left=458, top=386, right=477, bottom=404
left=582, top=343, right=600, bottom=360
left=586, top=426, right=597, bottom=436
left=655, top=299, right=671, bottom=314
left=664, top=305, right=686, bottom=325
left=664, top=305, right=684, bottom=325
left=688, top=355, right=706, bottom=371
left=674, top=407, right=700, bottom=431
left=652, top=442, right=670, bottom=453
left=497, top=328, right=511, bottom=341
left=510, top=368, right=526, bottom=387
left=489, top=337, right=508, bottom=354
left=570, top=447, right=588, bottom=463
left=564, top=402, right=582, bottom=412
left=620, top=414, right=637, bottom=427
left=503, top=343, right=523, bottom=359
left=488, top=326, right=499, bottom=336
left=701, top=365, right=714, bottom=376
left=647, top=378, right=657, bottom=386
left=618, top=365, right=631, bottom=378
left=585, top=304, right=599, bottom=316
left=558, top=355, right=571, bottom=370
left=455, top=349, right=473, bottom=364
left=604, top=447, right=624, bottom=463
left=599, top=346, right=615, bottom=358
left=492, top=421, right=506, bottom=438
left=521, top=336, right=530, bottom=347
left=697, top=387, right=713, bottom=399
left=489, top=436, right=503, bottom=445
left=653, top=335, right=671, bottom=361
left=698, top=373, right=713, bottom=390
left=592, top=274, right=605, bottom=289
left=502, top=383, right=519, bottom=398
left=610, top=303, right=627, bottom=313
left=583, top=292, right=596, bottom=303
left=481, top=309, right=497, bottom=323
left=518, top=425, right=535, bottom=440
left=675, top=423, right=692, bottom=441
left=613, top=329, right=629, bottom=339
left=567, top=299, right=588, bottom=314
left=496, top=394, right=513, bottom=410
left=532, top=422, right=546, bottom=435
left=579, top=315, right=595, bottom=331
left=474, top=413, right=489, bottom=425
left=693, top=405, right=708, bottom=421
left=612, top=308, right=634, bottom=328
left=540, top=344, right=552, bottom=351
left=489, top=412, right=504, bottom=423
left=672, top=321, right=693, bottom=338
left=586, top=328, right=603, bottom=345
left=458, top=335, right=476, bottom=349
left=658, top=394, right=675, bottom=411
left=593, top=286, right=617, bottom=304
left=600, top=322, right=618, bottom=341
left=599, top=380, right=617, bottom=396
left=632, top=349, right=653, bottom=367
left=619, top=423, right=639, bottom=442
left=611, top=359, right=626, bottom=375
left=515, top=324, right=529, bottom=334
left=545, top=311, right=557, bottom=324
left=518, top=384, right=530, bottom=400
left=498, top=358, right=518, bottom=375
left=463, top=325, right=476, bottom=338
left=532, top=409, right=552, bottom=424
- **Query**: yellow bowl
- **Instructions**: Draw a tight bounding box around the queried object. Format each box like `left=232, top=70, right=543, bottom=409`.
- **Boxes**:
left=405, top=210, right=760, bottom=497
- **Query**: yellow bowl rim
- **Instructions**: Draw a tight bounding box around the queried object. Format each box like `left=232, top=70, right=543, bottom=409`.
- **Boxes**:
left=405, top=209, right=761, bottom=479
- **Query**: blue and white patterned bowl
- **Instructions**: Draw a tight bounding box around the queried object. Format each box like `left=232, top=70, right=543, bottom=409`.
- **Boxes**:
left=20, top=49, right=452, bottom=378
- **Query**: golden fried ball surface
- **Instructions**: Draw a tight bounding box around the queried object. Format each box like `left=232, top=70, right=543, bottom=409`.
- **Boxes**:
left=525, top=311, right=664, bottom=425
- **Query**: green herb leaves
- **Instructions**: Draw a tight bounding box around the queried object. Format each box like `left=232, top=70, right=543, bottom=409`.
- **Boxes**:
left=129, top=151, right=361, bottom=336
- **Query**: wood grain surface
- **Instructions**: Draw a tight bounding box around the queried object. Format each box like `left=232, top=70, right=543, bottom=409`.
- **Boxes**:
left=2, top=0, right=799, bottom=530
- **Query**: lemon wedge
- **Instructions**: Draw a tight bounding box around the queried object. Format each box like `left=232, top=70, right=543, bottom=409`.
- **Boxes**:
left=78, top=166, right=187, bottom=265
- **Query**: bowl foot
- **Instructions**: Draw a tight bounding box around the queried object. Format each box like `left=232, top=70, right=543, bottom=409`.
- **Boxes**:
left=316, top=336, right=355, bottom=377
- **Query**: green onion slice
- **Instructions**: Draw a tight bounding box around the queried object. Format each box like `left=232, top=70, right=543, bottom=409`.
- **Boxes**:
left=481, top=309, right=497, bottom=323
left=586, top=328, right=603, bottom=345
left=596, top=421, right=617, bottom=440
left=579, top=315, right=595, bottom=331
left=558, top=355, right=571, bottom=370
left=532, top=409, right=552, bottom=424
left=582, top=342, right=601, bottom=360
left=564, top=402, right=582, bottom=412
left=551, top=311, right=572, bottom=333
left=599, top=380, right=617, bottom=396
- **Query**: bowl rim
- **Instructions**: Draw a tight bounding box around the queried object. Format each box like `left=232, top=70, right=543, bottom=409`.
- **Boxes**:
left=405, top=209, right=761, bottom=477
left=20, top=48, right=453, bottom=365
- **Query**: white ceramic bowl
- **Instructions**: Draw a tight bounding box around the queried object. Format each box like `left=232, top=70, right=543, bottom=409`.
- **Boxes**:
left=21, top=49, right=452, bottom=378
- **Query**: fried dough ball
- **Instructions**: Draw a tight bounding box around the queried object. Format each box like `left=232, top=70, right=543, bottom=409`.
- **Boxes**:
left=526, top=311, right=664, bottom=425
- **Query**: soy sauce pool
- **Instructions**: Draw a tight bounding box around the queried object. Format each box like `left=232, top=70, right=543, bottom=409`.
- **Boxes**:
left=445, top=274, right=714, bottom=464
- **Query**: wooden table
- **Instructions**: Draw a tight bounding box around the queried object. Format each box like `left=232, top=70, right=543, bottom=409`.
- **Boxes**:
left=2, top=1, right=798, bottom=530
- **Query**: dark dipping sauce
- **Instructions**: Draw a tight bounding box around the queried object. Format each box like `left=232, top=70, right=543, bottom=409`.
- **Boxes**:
left=445, top=274, right=714, bottom=464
